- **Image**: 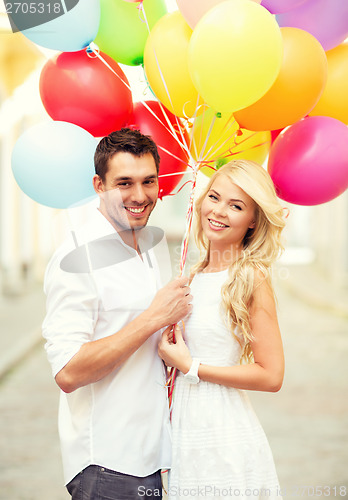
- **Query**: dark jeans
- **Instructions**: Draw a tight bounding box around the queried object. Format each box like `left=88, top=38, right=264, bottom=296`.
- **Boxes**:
left=66, top=465, right=163, bottom=500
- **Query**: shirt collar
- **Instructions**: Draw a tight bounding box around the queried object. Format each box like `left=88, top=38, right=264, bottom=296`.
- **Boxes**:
left=87, top=209, right=155, bottom=253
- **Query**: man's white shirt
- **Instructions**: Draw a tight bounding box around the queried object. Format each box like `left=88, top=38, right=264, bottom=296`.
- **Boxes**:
left=42, top=209, right=171, bottom=485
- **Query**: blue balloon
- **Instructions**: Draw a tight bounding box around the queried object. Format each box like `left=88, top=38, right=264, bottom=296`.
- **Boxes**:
left=21, top=0, right=100, bottom=52
left=12, top=121, right=97, bottom=209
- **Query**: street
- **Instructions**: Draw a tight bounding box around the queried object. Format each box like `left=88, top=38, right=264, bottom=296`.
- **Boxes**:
left=0, top=274, right=347, bottom=500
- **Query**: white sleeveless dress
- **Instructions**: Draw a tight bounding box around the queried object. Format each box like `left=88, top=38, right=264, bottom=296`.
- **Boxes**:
left=169, top=270, right=282, bottom=500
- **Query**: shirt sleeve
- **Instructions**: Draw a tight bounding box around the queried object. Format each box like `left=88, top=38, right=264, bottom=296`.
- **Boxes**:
left=42, top=251, right=99, bottom=378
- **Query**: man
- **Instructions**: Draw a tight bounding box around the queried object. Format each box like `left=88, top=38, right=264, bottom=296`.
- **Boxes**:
left=42, top=128, right=192, bottom=499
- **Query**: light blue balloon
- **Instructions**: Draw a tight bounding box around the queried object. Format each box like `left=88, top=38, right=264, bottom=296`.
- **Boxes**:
left=12, top=121, right=98, bottom=209
left=21, top=0, right=100, bottom=52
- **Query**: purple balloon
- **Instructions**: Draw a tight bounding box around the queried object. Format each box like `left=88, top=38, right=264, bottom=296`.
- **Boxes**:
left=277, top=0, right=348, bottom=51
left=261, top=0, right=308, bottom=15
left=268, top=116, right=348, bottom=206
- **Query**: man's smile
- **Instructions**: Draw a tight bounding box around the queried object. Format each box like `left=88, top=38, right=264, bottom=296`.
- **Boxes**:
left=124, top=204, right=149, bottom=217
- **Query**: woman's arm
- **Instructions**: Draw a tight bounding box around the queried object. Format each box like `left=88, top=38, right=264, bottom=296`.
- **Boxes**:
left=158, top=271, right=284, bottom=393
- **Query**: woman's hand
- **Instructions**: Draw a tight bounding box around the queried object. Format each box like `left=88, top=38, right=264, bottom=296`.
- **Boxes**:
left=158, top=324, right=192, bottom=374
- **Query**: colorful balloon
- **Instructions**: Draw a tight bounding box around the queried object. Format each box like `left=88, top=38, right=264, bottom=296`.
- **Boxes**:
left=95, top=0, right=167, bottom=66
left=277, top=0, right=348, bottom=51
left=234, top=28, right=327, bottom=131
left=261, top=0, right=308, bottom=14
left=188, top=0, right=283, bottom=113
left=39, top=50, right=133, bottom=138
left=177, top=0, right=261, bottom=30
left=11, top=121, right=97, bottom=209
left=129, top=101, right=189, bottom=198
left=271, top=128, right=284, bottom=144
left=144, top=11, right=203, bottom=118
left=190, top=107, right=270, bottom=176
left=268, top=116, right=348, bottom=205
left=310, top=43, right=348, bottom=125
left=21, top=0, right=100, bottom=52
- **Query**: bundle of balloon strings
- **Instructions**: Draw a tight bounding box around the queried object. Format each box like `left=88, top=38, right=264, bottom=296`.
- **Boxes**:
left=165, top=169, right=199, bottom=416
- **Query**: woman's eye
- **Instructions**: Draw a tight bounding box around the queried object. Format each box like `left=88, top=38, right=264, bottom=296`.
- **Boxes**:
left=208, top=194, right=218, bottom=201
left=231, top=204, right=242, bottom=210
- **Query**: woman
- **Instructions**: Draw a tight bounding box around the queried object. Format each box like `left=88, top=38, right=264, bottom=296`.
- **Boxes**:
left=158, top=160, right=286, bottom=499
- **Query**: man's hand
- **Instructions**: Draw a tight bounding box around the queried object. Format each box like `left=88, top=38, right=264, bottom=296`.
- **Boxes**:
left=54, top=277, right=192, bottom=393
left=148, top=276, right=192, bottom=328
left=158, top=325, right=192, bottom=374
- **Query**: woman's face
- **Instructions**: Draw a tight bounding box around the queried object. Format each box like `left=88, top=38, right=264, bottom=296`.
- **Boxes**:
left=200, top=174, right=256, bottom=251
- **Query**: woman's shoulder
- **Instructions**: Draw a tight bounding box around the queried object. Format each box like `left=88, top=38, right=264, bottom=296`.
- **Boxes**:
left=253, top=266, right=270, bottom=287
left=250, top=266, right=275, bottom=309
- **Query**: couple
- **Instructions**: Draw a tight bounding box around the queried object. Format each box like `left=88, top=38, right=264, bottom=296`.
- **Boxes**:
left=42, top=128, right=286, bottom=500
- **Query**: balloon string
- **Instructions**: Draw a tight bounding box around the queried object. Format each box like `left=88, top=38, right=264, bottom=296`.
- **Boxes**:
left=140, top=4, right=176, bottom=114
left=132, top=98, right=190, bottom=160
left=86, top=43, right=190, bottom=160
left=197, top=114, right=217, bottom=164
left=196, top=109, right=236, bottom=165
left=200, top=139, right=271, bottom=167
left=228, top=139, right=270, bottom=157
left=157, top=144, right=191, bottom=167
left=166, top=167, right=199, bottom=414
left=139, top=0, right=196, bottom=164
left=134, top=5, right=200, bottom=402
left=188, top=97, right=206, bottom=160
left=158, top=170, right=192, bottom=179
left=139, top=5, right=175, bottom=112
left=157, top=100, right=193, bottom=161
left=87, top=43, right=132, bottom=91
left=202, top=114, right=237, bottom=161
left=136, top=1, right=144, bottom=13
left=165, top=179, right=193, bottom=196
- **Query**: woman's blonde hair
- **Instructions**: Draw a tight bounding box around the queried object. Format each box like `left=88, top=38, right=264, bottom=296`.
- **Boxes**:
left=191, top=159, right=286, bottom=362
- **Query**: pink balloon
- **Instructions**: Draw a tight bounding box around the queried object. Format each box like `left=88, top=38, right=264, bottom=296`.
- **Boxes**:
left=261, top=0, right=308, bottom=15
left=268, top=116, right=348, bottom=206
left=177, top=0, right=261, bottom=29
left=277, top=0, right=348, bottom=51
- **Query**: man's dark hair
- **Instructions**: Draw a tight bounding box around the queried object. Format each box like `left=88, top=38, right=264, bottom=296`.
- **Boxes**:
left=94, top=128, right=161, bottom=181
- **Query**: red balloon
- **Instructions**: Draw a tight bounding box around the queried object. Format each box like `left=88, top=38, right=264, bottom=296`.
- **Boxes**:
left=270, top=128, right=284, bottom=144
left=39, top=50, right=133, bottom=137
left=128, top=101, right=189, bottom=198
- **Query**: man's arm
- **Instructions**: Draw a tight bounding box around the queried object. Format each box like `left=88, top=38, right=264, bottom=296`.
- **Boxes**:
left=54, top=276, right=192, bottom=393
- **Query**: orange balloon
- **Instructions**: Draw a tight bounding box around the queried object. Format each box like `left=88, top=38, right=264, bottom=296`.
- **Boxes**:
left=310, top=42, right=348, bottom=125
left=235, top=27, right=328, bottom=131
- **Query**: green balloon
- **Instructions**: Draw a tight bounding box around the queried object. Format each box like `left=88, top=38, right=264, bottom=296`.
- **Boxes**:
left=95, top=0, right=167, bottom=66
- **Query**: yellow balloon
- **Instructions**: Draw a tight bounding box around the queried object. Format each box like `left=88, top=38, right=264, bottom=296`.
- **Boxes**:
left=310, top=42, right=348, bottom=125
left=188, top=0, right=283, bottom=113
left=144, top=11, right=203, bottom=118
left=190, top=107, right=271, bottom=176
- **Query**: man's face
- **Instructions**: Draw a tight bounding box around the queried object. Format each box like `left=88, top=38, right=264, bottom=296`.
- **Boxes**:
left=93, top=152, right=159, bottom=232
